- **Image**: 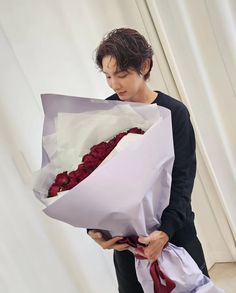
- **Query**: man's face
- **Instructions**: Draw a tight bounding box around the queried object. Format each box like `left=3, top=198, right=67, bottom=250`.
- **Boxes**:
left=102, top=56, right=146, bottom=102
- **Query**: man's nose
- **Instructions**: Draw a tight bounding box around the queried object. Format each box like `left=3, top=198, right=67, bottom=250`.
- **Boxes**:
left=110, top=78, right=120, bottom=91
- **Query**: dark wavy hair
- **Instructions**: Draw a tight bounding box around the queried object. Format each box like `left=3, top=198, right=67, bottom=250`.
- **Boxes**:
left=95, top=28, right=153, bottom=80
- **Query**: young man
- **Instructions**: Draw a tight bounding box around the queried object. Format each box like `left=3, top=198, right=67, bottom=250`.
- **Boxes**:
left=88, top=28, right=209, bottom=292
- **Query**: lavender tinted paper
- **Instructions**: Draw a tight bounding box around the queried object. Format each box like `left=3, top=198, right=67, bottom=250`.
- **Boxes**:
left=35, top=93, right=172, bottom=234
left=34, top=94, right=224, bottom=293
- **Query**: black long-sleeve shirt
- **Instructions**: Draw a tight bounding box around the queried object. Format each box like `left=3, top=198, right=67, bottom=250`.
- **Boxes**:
left=106, top=91, right=197, bottom=246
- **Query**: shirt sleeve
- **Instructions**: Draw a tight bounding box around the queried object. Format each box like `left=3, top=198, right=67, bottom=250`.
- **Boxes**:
left=159, top=105, right=196, bottom=239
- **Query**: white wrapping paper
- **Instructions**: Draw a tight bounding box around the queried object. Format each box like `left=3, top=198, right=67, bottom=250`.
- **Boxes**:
left=34, top=93, right=224, bottom=293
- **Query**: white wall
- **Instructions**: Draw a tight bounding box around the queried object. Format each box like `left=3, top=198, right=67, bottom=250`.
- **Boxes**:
left=0, top=1, right=168, bottom=292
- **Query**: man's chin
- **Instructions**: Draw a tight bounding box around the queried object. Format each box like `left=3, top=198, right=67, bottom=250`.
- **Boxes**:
left=118, top=94, right=131, bottom=102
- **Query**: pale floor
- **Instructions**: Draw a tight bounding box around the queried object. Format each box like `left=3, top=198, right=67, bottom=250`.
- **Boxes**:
left=209, top=262, right=236, bottom=293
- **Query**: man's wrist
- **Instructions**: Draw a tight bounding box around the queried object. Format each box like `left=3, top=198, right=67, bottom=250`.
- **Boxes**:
left=159, top=230, right=169, bottom=245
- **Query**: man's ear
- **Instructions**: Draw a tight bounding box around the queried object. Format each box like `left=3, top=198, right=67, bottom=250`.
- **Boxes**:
left=141, top=59, right=151, bottom=75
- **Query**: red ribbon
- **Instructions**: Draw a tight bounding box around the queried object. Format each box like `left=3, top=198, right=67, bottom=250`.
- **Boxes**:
left=150, top=261, right=176, bottom=293
left=118, top=236, right=176, bottom=293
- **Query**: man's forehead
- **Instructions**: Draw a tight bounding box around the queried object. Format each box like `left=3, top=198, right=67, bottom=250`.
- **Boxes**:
left=102, top=56, right=123, bottom=73
left=102, top=56, right=116, bottom=67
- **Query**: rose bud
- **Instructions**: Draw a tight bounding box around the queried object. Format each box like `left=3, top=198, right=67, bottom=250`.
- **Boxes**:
left=68, top=171, right=77, bottom=180
left=107, top=137, right=117, bottom=148
left=75, top=163, right=86, bottom=173
left=63, top=178, right=78, bottom=190
left=90, top=141, right=107, bottom=150
left=82, top=154, right=94, bottom=163
left=83, top=158, right=101, bottom=172
left=127, top=127, right=144, bottom=134
left=74, top=164, right=90, bottom=179
left=114, top=132, right=127, bottom=143
left=90, top=142, right=108, bottom=157
left=90, top=149, right=105, bottom=160
left=55, top=171, right=69, bottom=186
left=78, top=172, right=89, bottom=182
left=75, top=166, right=89, bottom=181
left=48, top=184, right=60, bottom=197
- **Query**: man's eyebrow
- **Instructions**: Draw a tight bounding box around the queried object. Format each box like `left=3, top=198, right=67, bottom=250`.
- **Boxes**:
left=115, top=69, right=126, bottom=74
left=103, top=69, right=127, bottom=75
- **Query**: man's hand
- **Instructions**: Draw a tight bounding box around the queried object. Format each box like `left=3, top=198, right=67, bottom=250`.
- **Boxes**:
left=88, top=230, right=130, bottom=251
left=137, top=231, right=169, bottom=263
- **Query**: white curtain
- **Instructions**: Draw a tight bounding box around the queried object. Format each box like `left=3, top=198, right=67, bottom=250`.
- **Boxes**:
left=144, top=0, right=236, bottom=265
left=0, top=0, right=235, bottom=292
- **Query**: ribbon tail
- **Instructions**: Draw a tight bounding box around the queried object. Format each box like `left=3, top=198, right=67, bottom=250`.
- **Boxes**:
left=150, top=261, right=176, bottom=293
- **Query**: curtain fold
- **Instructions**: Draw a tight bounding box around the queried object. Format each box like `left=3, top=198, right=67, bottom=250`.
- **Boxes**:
left=145, top=0, right=236, bottom=263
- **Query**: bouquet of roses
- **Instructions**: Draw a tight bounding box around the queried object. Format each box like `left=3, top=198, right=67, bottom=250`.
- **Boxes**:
left=47, top=127, right=144, bottom=198
left=34, top=94, right=223, bottom=293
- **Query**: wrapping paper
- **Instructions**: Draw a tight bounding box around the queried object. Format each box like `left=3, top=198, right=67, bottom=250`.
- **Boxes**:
left=34, top=93, right=224, bottom=293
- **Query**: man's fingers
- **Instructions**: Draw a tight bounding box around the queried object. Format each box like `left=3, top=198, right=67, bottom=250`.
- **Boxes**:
left=138, top=236, right=150, bottom=245
left=88, top=232, right=129, bottom=251
left=88, top=230, right=102, bottom=239
left=102, top=236, right=123, bottom=249
left=114, top=243, right=130, bottom=251
left=135, top=247, right=146, bottom=257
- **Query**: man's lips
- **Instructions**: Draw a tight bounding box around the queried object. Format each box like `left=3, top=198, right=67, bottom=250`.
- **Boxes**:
left=117, top=91, right=127, bottom=96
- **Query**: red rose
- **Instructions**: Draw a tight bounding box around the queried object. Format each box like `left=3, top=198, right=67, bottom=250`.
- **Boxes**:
left=90, top=141, right=108, bottom=152
left=83, top=158, right=101, bottom=172
left=48, top=184, right=61, bottom=197
left=75, top=164, right=86, bottom=173
left=107, top=137, right=117, bottom=148
left=127, top=127, right=144, bottom=134
left=74, top=164, right=90, bottom=181
left=90, top=142, right=111, bottom=160
left=82, top=154, right=94, bottom=163
left=63, top=178, right=78, bottom=190
left=113, top=132, right=126, bottom=144
left=68, top=170, right=78, bottom=180
left=77, top=172, right=89, bottom=182
left=55, top=171, right=69, bottom=186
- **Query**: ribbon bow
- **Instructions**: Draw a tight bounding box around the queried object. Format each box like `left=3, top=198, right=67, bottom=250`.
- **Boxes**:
left=119, top=236, right=176, bottom=293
